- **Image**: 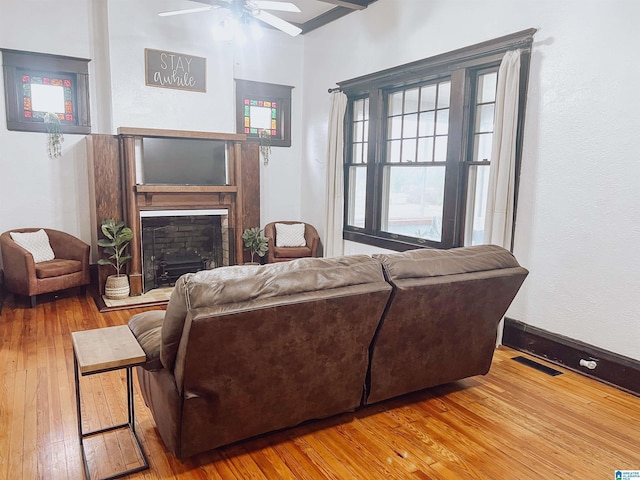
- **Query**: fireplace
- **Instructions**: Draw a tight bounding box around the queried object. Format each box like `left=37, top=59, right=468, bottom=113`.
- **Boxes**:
left=88, top=128, right=260, bottom=297
left=140, top=209, right=234, bottom=293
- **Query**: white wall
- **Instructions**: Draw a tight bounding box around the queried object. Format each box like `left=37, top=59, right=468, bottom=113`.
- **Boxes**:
left=105, top=0, right=304, bottom=226
left=301, top=0, right=640, bottom=360
left=0, top=0, right=304, bottom=259
left=0, top=0, right=94, bottom=245
left=2, top=0, right=638, bottom=361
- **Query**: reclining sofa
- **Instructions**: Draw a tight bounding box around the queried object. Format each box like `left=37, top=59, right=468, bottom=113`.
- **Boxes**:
left=129, top=245, right=528, bottom=459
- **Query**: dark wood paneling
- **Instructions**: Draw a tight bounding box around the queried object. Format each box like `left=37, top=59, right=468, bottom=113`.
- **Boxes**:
left=117, top=127, right=245, bottom=141
left=121, top=135, right=142, bottom=295
left=89, top=128, right=262, bottom=294
left=240, top=142, right=261, bottom=264
left=86, top=134, right=123, bottom=294
left=503, top=317, right=640, bottom=397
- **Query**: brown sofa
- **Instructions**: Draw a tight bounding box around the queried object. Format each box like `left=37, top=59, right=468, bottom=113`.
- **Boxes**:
left=0, top=228, right=90, bottom=307
left=366, top=245, right=529, bottom=404
left=128, top=245, right=527, bottom=459
left=128, top=255, right=392, bottom=459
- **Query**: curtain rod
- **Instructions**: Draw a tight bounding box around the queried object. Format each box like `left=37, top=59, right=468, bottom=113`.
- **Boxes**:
left=327, top=87, right=342, bottom=93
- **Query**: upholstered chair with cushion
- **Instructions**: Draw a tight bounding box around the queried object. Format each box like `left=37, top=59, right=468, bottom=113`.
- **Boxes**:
left=0, top=228, right=90, bottom=307
left=264, top=221, right=320, bottom=263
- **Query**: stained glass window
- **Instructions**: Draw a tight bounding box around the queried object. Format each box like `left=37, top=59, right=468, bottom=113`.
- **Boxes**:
left=235, top=80, right=292, bottom=147
left=1, top=49, right=90, bottom=134
left=243, top=99, right=278, bottom=136
left=19, top=71, right=76, bottom=123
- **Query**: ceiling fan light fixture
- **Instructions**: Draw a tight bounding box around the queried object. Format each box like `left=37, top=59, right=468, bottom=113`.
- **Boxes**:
left=163, top=0, right=302, bottom=37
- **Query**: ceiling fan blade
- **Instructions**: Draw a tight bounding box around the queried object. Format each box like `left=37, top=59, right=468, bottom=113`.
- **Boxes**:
left=253, top=1, right=301, bottom=13
left=158, top=5, right=213, bottom=16
left=255, top=10, right=302, bottom=36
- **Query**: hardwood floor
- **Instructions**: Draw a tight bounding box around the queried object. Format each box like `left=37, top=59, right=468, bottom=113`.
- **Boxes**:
left=1, top=289, right=639, bottom=479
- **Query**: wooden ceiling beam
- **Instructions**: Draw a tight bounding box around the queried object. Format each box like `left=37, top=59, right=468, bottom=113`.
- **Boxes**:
left=315, top=0, right=373, bottom=10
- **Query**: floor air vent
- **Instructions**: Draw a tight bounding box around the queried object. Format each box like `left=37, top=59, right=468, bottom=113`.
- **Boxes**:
left=512, top=356, right=563, bottom=376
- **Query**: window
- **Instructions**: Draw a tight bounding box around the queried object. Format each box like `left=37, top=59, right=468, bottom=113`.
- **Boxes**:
left=1, top=49, right=91, bottom=134
left=235, top=79, right=292, bottom=147
left=340, top=29, right=535, bottom=251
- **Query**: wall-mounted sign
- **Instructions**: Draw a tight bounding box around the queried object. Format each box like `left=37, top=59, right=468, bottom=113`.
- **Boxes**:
left=144, top=48, right=206, bottom=92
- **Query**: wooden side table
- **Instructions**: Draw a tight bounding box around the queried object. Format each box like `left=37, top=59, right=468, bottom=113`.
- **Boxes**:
left=71, top=325, right=149, bottom=480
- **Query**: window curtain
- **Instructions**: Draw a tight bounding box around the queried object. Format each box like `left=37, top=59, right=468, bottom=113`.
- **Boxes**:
left=483, top=49, right=522, bottom=250
left=484, top=49, right=522, bottom=346
left=324, top=91, right=347, bottom=258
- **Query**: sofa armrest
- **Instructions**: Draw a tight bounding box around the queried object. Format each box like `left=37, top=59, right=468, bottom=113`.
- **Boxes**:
left=47, top=230, right=90, bottom=263
left=0, top=233, right=37, bottom=295
left=128, top=310, right=165, bottom=371
left=305, top=225, right=320, bottom=257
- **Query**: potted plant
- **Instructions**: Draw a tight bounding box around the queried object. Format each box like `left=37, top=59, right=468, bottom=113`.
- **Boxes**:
left=97, top=218, right=133, bottom=299
left=241, top=227, right=268, bottom=264
left=259, top=129, right=271, bottom=166
left=44, top=112, right=64, bottom=159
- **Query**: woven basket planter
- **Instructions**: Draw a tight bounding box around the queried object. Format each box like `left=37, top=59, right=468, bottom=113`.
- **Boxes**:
left=105, top=274, right=130, bottom=299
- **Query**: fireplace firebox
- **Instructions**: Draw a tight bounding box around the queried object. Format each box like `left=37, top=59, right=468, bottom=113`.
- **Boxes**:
left=140, top=210, right=234, bottom=293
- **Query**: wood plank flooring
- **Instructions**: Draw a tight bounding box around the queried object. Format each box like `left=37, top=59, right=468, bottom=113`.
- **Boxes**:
left=0, top=289, right=639, bottom=479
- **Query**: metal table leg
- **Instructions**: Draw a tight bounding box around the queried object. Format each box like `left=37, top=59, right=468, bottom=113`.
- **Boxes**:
left=74, top=356, right=149, bottom=480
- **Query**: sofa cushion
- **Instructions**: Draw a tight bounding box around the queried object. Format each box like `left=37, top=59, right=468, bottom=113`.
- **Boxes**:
left=373, top=244, right=521, bottom=281
left=159, top=255, right=387, bottom=370
left=275, top=223, right=306, bottom=247
left=273, top=246, right=312, bottom=258
left=128, top=310, right=165, bottom=371
left=35, top=259, right=83, bottom=279
left=10, top=229, right=55, bottom=263
left=188, top=255, right=384, bottom=309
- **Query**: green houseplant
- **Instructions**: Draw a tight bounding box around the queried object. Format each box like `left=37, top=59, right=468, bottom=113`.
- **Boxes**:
left=44, top=112, right=64, bottom=159
left=97, top=218, right=133, bottom=299
left=242, top=227, right=268, bottom=264
left=259, top=129, right=271, bottom=166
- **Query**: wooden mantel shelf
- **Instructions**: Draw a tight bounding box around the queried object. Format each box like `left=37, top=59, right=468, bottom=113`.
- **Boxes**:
left=135, top=185, right=238, bottom=194
left=117, top=127, right=246, bottom=142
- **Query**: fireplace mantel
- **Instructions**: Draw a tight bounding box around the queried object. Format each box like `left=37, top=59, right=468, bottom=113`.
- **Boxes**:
left=87, top=128, right=260, bottom=296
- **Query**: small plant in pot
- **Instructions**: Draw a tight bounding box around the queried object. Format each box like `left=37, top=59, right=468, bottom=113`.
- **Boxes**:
left=241, top=227, right=268, bottom=264
left=98, top=218, right=133, bottom=299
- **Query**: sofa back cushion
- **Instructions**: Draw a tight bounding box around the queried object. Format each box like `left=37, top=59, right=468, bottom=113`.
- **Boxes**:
left=160, top=254, right=388, bottom=371
left=373, top=244, right=521, bottom=281
left=367, top=245, right=529, bottom=404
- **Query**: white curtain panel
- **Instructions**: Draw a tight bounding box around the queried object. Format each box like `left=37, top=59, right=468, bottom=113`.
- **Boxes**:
left=484, top=49, right=522, bottom=347
left=484, top=49, right=522, bottom=250
left=324, top=91, right=347, bottom=257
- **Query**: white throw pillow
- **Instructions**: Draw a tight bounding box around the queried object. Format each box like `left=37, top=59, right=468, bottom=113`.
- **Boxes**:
left=275, top=223, right=306, bottom=247
left=10, top=229, right=55, bottom=263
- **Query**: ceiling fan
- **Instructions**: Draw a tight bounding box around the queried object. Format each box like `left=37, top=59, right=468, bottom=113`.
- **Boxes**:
left=158, top=0, right=303, bottom=37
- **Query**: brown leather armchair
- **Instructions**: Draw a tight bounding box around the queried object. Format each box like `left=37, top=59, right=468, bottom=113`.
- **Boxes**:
left=264, top=221, right=320, bottom=263
left=0, top=228, right=90, bottom=307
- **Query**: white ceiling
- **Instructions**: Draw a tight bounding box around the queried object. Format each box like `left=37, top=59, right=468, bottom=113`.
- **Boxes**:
left=173, top=0, right=376, bottom=33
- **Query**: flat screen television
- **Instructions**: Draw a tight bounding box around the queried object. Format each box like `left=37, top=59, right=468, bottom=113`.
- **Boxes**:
left=140, top=137, right=228, bottom=185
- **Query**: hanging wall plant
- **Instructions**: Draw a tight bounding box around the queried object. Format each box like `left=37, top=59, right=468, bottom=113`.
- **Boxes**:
left=259, top=129, right=271, bottom=166
left=44, top=112, right=64, bottom=159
